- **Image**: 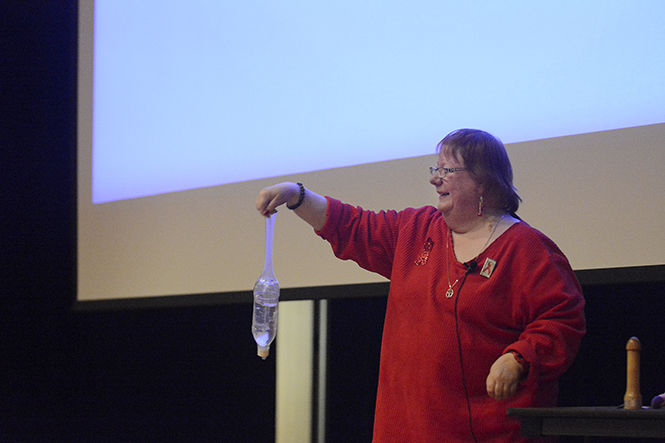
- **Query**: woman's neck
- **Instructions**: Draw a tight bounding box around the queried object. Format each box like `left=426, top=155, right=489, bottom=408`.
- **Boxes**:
left=445, top=209, right=505, bottom=236
left=447, top=211, right=517, bottom=263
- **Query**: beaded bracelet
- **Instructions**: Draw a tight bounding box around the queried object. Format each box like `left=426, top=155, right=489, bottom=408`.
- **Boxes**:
left=287, top=182, right=305, bottom=210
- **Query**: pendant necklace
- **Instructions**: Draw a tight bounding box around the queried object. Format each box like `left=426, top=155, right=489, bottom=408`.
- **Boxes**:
left=445, top=214, right=504, bottom=298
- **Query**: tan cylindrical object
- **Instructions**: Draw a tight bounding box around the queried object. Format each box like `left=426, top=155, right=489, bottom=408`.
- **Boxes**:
left=624, top=336, right=642, bottom=410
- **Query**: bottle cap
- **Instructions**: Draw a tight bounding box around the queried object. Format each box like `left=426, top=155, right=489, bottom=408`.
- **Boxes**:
left=257, top=345, right=270, bottom=360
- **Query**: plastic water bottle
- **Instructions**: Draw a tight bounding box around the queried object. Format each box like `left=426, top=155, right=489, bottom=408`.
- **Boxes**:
left=252, top=213, right=280, bottom=359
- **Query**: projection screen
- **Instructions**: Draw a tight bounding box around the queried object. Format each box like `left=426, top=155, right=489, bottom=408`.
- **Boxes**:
left=78, top=0, right=665, bottom=302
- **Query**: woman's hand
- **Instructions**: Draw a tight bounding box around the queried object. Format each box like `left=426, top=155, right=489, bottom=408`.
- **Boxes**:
left=256, top=182, right=301, bottom=216
left=256, top=182, right=329, bottom=230
left=486, top=353, right=525, bottom=400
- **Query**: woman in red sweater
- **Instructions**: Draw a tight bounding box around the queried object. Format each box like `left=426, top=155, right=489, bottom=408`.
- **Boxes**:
left=256, top=128, right=586, bottom=442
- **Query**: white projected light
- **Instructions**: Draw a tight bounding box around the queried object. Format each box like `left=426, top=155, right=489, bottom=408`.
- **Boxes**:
left=92, top=1, right=665, bottom=203
left=79, top=1, right=665, bottom=304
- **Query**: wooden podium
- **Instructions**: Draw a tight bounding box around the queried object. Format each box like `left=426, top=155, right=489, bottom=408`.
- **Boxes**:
left=507, top=406, right=665, bottom=439
left=509, top=337, right=665, bottom=439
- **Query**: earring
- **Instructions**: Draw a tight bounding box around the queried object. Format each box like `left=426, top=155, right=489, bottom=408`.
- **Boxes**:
left=477, top=196, right=484, bottom=217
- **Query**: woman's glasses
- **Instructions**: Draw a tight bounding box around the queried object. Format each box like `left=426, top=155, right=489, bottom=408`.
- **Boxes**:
left=429, top=166, right=466, bottom=179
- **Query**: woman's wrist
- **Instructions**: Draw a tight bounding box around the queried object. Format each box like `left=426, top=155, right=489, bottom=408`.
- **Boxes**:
left=287, top=182, right=305, bottom=210
left=508, top=350, right=529, bottom=379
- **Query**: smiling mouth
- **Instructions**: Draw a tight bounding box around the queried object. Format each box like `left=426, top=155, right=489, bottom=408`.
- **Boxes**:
left=439, top=192, right=450, bottom=197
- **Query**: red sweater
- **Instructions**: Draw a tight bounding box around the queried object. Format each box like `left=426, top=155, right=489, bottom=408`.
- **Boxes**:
left=317, top=198, right=586, bottom=443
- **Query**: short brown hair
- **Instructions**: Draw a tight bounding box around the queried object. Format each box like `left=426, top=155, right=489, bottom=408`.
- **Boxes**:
left=436, top=128, right=521, bottom=215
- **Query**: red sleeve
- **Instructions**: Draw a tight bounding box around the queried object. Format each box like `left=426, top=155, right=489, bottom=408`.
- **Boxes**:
left=503, top=231, right=586, bottom=384
left=315, top=197, right=400, bottom=279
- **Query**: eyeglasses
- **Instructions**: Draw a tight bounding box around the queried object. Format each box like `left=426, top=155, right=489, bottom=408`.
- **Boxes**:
left=429, top=166, right=466, bottom=179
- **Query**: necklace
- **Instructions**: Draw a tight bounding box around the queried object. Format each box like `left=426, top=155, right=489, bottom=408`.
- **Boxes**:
left=445, top=214, right=505, bottom=298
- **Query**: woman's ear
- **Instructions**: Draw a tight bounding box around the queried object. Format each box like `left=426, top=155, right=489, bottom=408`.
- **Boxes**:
left=476, top=181, right=486, bottom=197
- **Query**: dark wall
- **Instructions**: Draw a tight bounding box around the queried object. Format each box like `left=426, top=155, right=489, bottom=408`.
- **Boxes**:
left=558, top=281, right=665, bottom=410
left=2, top=3, right=274, bottom=442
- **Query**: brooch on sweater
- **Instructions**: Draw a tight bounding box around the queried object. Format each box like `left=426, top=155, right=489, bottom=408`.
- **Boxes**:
left=415, top=238, right=433, bottom=266
left=479, top=257, right=497, bottom=278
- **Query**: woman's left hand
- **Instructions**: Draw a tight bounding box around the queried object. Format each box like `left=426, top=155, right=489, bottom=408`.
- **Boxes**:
left=486, top=353, right=524, bottom=400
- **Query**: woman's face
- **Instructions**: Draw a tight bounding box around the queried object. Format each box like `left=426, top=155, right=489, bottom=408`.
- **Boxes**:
left=430, top=148, right=483, bottom=218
